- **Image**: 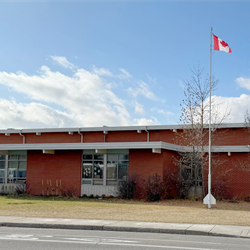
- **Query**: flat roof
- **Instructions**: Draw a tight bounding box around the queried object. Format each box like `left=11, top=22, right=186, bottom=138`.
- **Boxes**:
left=0, top=123, right=246, bottom=134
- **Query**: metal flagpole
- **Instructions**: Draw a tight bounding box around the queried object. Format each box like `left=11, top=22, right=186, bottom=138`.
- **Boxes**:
left=203, top=27, right=216, bottom=208
left=208, top=27, right=213, bottom=209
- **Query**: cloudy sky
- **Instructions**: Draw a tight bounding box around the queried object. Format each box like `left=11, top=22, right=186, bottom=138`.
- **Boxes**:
left=0, top=1, right=250, bottom=129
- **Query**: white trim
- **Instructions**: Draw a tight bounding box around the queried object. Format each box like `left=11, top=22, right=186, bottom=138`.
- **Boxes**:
left=0, top=123, right=246, bottom=135
left=0, top=142, right=249, bottom=153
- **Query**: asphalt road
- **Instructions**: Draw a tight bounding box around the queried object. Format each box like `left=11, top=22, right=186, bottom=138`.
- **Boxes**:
left=0, top=227, right=249, bottom=250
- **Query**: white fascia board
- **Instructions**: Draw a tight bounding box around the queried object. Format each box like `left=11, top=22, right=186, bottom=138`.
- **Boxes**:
left=0, top=142, right=248, bottom=153
left=0, top=123, right=246, bottom=135
left=184, top=145, right=250, bottom=153
left=0, top=141, right=174, bottom=151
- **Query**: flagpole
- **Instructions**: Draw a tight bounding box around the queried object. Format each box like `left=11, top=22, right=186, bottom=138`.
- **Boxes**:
left=208, top=27, right=213, bottom=209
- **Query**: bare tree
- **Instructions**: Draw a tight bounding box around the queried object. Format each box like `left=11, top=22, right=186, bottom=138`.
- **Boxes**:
left=175, top=64, right=230, bottom=198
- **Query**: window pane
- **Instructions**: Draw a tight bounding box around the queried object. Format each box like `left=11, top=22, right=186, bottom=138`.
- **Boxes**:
left=106, top=180, right=117, bottom=186
left=9, top=155, right=18, bottom=160
left=107, top=162, right=117, bottom=179
left=18, top=161, right=26, bottom=170
left=93, top=179, right=103, bottom=185
left=0, top=170, right=5, bottom=178
left=93, top=161, right=104, bottom=179
left=8, top=168, right=17, bottom=178
left=83, top=161, right=93, bottom=178
left=9, top=161, right=18, bottom=168
left=118, top=161, right=128, bottom=180
left=18, top=155, right=27, bottom=160
left=119, top=154, right=129, bottom=161
left=0, top=155, right=5, bottom=160
left=82, top=179, right=91, bottom=185
left=94, top=154, right=104, bottom=160
left=107, top=154, right=117, bottom=162
left=18, top=170, right=26, bottom=178
left=0, top=161, right=5, bottom=169
left=83, top=155, right=93, bottom=160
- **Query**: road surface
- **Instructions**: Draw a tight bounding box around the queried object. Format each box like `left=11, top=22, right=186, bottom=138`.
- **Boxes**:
left=0, top=227, right=249, bottom=249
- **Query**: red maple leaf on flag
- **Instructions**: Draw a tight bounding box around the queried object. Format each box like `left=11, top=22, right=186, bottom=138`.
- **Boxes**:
left=220, top=40, right=229, bottom=47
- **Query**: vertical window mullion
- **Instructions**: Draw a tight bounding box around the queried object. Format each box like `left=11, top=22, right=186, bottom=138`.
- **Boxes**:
left=116, top=154, right=118, bottom=180
left=103, top=154, right=107, bottom=186
left=5, top=155, right=8, bottom=185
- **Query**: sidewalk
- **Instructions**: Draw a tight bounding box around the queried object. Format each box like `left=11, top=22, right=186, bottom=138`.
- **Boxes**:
left=1, top=216, right=250, bottom=238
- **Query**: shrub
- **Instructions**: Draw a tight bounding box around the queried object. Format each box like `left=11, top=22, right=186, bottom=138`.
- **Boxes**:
left=144, top=174, right=164, bottom=202
left=60, top=186, right=78, bottom=198
left=212, top=180, right=232, bottom=200
left=15, top=181, right=31, bottom=196
left=162, top=169, right=181, bottom=199
left=117, top=174, right=137, bottom=199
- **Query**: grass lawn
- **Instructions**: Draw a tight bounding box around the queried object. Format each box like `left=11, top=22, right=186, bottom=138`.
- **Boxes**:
left=0, top=196, right=250, bottom=226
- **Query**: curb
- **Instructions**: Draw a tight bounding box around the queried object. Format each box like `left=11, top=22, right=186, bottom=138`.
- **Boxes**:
left=0, top=222, right=248, bottom=239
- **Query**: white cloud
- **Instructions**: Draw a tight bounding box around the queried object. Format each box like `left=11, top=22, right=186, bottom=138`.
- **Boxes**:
left=51, top=56, right=76, bottom=70
left=209, top=94, right=250, bottom=123
left=133, top=117, right=159, bottom=126
left=236, top=76, right=250, bottom=91
left=134, top=101, right=145, bottom=115
left=151, top=108, right=175, bottom=117
left=0, top=99, right=75, bottom=129
left=0, top=65, right=132, bottom=127
left=0, top=58, right=166, bottom=128
left=127, top=81, right=160, bottom=101
left=92, top=66, right=114, bottom=77
left=119, top=69, right=132, bottom=79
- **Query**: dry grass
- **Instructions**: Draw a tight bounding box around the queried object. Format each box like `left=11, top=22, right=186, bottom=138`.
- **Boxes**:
left=0, top=196, right=250, bottom=226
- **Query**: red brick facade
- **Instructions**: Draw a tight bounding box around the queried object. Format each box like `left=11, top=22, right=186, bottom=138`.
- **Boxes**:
left=27, top=150, right=82, bottom=196
left=0, top=125, right=250, bottom=199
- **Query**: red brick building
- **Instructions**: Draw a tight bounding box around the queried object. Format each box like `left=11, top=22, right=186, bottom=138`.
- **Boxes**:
left=0, top=123, right=249, bottom=199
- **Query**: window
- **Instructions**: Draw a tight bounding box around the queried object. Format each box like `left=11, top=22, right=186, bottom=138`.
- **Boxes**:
left=82, top=154, right=104, bottom=185
left=8, top=154, right=27, bottom=183
left=0, top=155, right=5, bottom=184
left=82, top=151, right=129, bottom=186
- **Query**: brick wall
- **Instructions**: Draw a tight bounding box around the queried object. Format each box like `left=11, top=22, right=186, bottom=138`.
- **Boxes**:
left=203, top=152, right=250, bottom=199
left=0, top=134, right=23, bottom=144
left=26, top=150, right=82, bottom=196
left=25, top=133, right=81, bottom=144
left=0, top=127, right=249, bottom=145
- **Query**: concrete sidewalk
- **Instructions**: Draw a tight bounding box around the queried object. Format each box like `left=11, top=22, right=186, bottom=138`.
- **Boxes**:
left=0, top=216, right=250, bottom=238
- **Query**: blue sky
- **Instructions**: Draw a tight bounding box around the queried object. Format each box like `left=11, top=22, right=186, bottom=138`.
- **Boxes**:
left=0, top=0, right=249, bottom=128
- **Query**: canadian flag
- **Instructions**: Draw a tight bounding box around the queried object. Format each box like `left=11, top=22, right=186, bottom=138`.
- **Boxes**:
left=213, top=35, right=232, bottom=53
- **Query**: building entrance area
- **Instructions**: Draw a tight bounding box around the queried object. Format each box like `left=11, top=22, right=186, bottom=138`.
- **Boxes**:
left=81, top=149, right=129, bottom=196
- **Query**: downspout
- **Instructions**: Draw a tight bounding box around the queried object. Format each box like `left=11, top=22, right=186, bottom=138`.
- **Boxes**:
left=103, top=126, right=108, bottom=142
left=78, top=128, right=83, bottom=143
left=19, top=130, right=25, bottom=144
left=145, top=126, right=149, bottom=142
left=104, top=132, right=108, bottom=142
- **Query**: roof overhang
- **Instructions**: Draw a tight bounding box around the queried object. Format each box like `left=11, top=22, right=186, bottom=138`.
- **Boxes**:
left=0, top=142, right=249, bottom=153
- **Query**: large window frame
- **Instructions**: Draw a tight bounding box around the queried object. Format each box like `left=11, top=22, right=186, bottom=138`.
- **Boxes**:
left=82, top=150, right=129, bottom=186
left=0, top=151, right=27, bottom=184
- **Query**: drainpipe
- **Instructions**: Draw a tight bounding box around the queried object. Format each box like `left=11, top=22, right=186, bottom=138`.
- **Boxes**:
left=78, top=128, right=83, bottom=143
left=19, top=130, right=25, bottom=144
left=103, top=131, right=108, bottom=142
left=145, top=126, right=149, bottom=142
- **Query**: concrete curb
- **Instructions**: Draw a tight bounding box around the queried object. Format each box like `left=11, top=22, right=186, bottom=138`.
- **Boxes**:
left=0, top=217, right=250, bottom=239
